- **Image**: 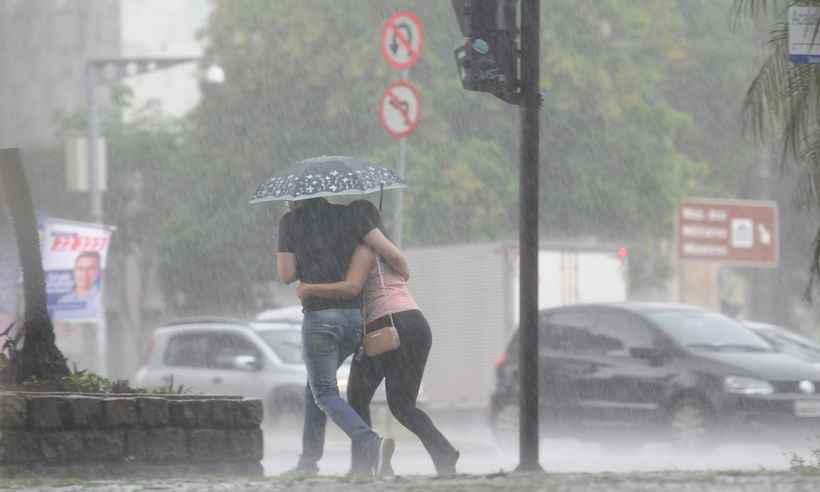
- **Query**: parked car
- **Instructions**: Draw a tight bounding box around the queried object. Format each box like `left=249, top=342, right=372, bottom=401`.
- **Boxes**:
left=134, top=315, right=398, bottom=423
left=133, top=317, right=309, bottom=423
left=744, top=321, right=820, bottom=366
left=490, top=302, right=820, bottom=448
left=256, top=305, right=304, bottom=324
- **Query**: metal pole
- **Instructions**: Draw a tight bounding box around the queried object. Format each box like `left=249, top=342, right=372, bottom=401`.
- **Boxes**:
left=394, top=68, right=409, bottom=246
left=86, top=64, right=102, bottom=226
left=86, top=63, right=107, bottom=376
left=395, top=136, right=406, bottom=246
left=517, top=0, right=542, bottom=473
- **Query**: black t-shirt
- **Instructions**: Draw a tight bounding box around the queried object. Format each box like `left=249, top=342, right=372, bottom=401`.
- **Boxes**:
left=277, top=201, right=375, bottom=312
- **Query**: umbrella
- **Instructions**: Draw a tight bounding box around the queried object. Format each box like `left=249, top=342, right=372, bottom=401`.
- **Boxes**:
left=249, top=155, right=407, bottom=204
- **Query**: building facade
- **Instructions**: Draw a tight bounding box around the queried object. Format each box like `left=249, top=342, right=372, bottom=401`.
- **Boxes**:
left=0, top=0, right=121, bottom=150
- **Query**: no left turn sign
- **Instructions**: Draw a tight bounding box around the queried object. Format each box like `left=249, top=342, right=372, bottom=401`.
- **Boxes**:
left=381, top=11, right=424, bottom=70
left=379, top=80, right=421, bottom=139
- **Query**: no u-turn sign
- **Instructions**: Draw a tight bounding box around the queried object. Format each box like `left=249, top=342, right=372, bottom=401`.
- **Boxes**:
left=381, top=11, right=425, bottom=70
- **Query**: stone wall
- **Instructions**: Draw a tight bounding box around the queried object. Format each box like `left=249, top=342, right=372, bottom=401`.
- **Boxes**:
left=0, top=392, right=264, bottom=478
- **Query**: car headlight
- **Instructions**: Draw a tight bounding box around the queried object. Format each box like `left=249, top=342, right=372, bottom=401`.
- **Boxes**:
left=723, top=376, right=774, bottom=395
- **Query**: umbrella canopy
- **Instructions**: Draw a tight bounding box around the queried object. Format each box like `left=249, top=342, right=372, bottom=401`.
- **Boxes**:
left=249, top=155, right=407, bottom=204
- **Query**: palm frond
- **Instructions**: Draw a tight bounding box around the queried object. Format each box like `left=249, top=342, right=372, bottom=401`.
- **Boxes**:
left=744, top=16, right=820, bottom=175
left=739, top=1, right=820, bottom=298
left=805, top=221, right=820, bottom=301
left=733, top=0, right=791, bottom=27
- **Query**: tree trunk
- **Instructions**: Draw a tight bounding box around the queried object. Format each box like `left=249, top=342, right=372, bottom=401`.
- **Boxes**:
left=0, top=148, right=69, bottom=383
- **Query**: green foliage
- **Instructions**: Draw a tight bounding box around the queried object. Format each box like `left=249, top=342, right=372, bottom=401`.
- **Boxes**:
left=13, top=369, right=114, bottom=393
left=43, top=1, right=764, bottom=315
left=62, top=369, right=114, bottom=393
left=3, top=366, right=189, bottom=395
left=152, top=374, right=189, bottom=395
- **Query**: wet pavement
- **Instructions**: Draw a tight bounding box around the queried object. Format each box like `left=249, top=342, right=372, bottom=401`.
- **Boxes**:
left=4, top=471, right=820, bottom=492
left=262, top=407, right=803, bottom=476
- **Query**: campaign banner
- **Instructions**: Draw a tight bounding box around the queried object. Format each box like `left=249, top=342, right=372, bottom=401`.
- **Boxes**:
left=43, top=220, right=113, bottom=322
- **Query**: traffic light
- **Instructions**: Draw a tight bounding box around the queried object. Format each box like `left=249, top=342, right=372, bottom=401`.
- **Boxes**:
left=452, top=0, right=520, bottom=104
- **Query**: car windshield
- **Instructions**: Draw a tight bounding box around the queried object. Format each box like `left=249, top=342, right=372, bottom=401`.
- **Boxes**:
left=253, top=324, right=303, bottom=364
left=646, top=310, right=773, bottom=353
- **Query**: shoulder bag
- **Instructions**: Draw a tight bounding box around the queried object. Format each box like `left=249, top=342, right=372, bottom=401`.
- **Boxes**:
left=362, top=258, right=401, bottom=356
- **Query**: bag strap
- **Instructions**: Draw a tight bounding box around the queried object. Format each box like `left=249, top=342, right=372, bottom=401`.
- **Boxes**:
left=361, top=271, right=368, bottom=338
left=375, top=258, right=398, bottom=329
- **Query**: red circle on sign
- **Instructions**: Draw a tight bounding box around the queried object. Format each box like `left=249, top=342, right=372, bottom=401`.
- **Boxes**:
left=381, top=11, right=425, bottom=70
left=379, top=80, right=421, bottom=139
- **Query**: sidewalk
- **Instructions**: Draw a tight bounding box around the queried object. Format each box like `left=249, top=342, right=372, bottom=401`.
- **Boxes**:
left=4, top=471, right=820, bottom=492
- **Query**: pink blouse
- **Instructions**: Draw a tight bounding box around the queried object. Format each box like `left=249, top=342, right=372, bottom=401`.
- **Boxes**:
left=364, top=259, right=418, bottom=324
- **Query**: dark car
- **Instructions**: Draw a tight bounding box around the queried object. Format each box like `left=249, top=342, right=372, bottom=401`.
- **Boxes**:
left=490, top=303, right=820, bottom=448
left=745, top=321, right=820, bottom=366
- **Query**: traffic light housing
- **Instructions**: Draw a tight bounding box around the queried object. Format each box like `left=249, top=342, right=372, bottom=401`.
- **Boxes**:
left=452, top=0, right=520, bottom=105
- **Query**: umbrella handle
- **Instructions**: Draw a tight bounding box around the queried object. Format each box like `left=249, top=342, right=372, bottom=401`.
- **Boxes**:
left=379, top=183, right=384, bottom=211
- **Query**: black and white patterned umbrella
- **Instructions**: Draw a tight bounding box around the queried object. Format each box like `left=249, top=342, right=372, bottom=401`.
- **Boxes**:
left=249, top=155, right=407, bottom=204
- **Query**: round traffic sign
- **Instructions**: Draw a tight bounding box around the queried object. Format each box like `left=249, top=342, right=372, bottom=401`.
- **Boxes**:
left=379, top=80, right=421, bottom=139
left=381, top=11, right=425, bottom=70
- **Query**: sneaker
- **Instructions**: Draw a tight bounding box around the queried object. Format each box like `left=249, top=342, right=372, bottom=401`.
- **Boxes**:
left=279, top=463, right=319, bottom=480
left=436, top=450, right=460, bottom=477
left=375, top=437, right=396, bottom=477
left=344, top=467, right=374, bottom=481
left=380, top=461, right=396, bottom=478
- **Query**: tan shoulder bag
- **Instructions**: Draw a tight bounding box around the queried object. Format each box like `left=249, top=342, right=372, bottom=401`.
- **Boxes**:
left=362, top=259, right=401, bottom=357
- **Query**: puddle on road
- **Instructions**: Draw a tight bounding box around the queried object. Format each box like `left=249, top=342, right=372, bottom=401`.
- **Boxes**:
left=262, top=418, right=808, bottom=476
left=536, top=439, right=794, bottom=473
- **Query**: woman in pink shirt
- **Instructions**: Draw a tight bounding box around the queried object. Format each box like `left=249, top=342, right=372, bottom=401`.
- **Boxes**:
left=297, top=199, right=459, bottom=477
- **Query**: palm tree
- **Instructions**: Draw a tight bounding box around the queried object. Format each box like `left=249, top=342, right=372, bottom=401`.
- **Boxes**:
left=735, top=0, right=820, bottom=294
left=0, top=149, right=69, bottom=383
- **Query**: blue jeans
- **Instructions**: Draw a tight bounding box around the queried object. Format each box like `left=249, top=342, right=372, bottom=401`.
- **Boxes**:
left=297, top=308, right=377, bottom=469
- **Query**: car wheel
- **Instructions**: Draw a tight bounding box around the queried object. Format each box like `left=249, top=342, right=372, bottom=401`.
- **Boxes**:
left=267, top=389, right=304, bottom=426
left=490, top=400, right=519, bottom=449
left=668, top=397, right=712, bottom=452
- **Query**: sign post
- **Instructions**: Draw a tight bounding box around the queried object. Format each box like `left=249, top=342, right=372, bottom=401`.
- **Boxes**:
left=676, top=198, right=778, bottom=267
left=380, top=11, right=424, bottom=246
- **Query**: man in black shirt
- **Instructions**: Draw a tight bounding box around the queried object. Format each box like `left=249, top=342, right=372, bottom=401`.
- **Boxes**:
left=276, top=198, right=399, bottom=478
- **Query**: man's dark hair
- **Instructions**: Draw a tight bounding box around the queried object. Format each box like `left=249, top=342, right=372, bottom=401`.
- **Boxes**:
left=289, top=197, right=328, bottom=210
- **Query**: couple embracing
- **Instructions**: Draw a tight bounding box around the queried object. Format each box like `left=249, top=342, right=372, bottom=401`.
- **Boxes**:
left=276, top=197, right=459, bottom=478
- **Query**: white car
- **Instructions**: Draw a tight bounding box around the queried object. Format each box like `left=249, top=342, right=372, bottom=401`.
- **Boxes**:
left=256, top=305, right=304, bottom=323
left=134, top=318, right=309, bottom=421
left=133, top=315, right=397, bottom=423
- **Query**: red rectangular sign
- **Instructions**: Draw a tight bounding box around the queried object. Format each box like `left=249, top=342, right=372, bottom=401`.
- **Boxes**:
left=676, top=198, right=778, bottom=266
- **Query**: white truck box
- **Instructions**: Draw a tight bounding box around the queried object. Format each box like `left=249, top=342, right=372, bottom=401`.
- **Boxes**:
left=404, top=241, right=627, bottom=408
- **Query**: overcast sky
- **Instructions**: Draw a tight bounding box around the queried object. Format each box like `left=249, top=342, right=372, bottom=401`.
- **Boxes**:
left=120, top=0, right=212, bottom=119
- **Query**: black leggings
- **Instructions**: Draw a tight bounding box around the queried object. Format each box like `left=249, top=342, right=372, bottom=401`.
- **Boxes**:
left=348, top=309, right=458, bottom=472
